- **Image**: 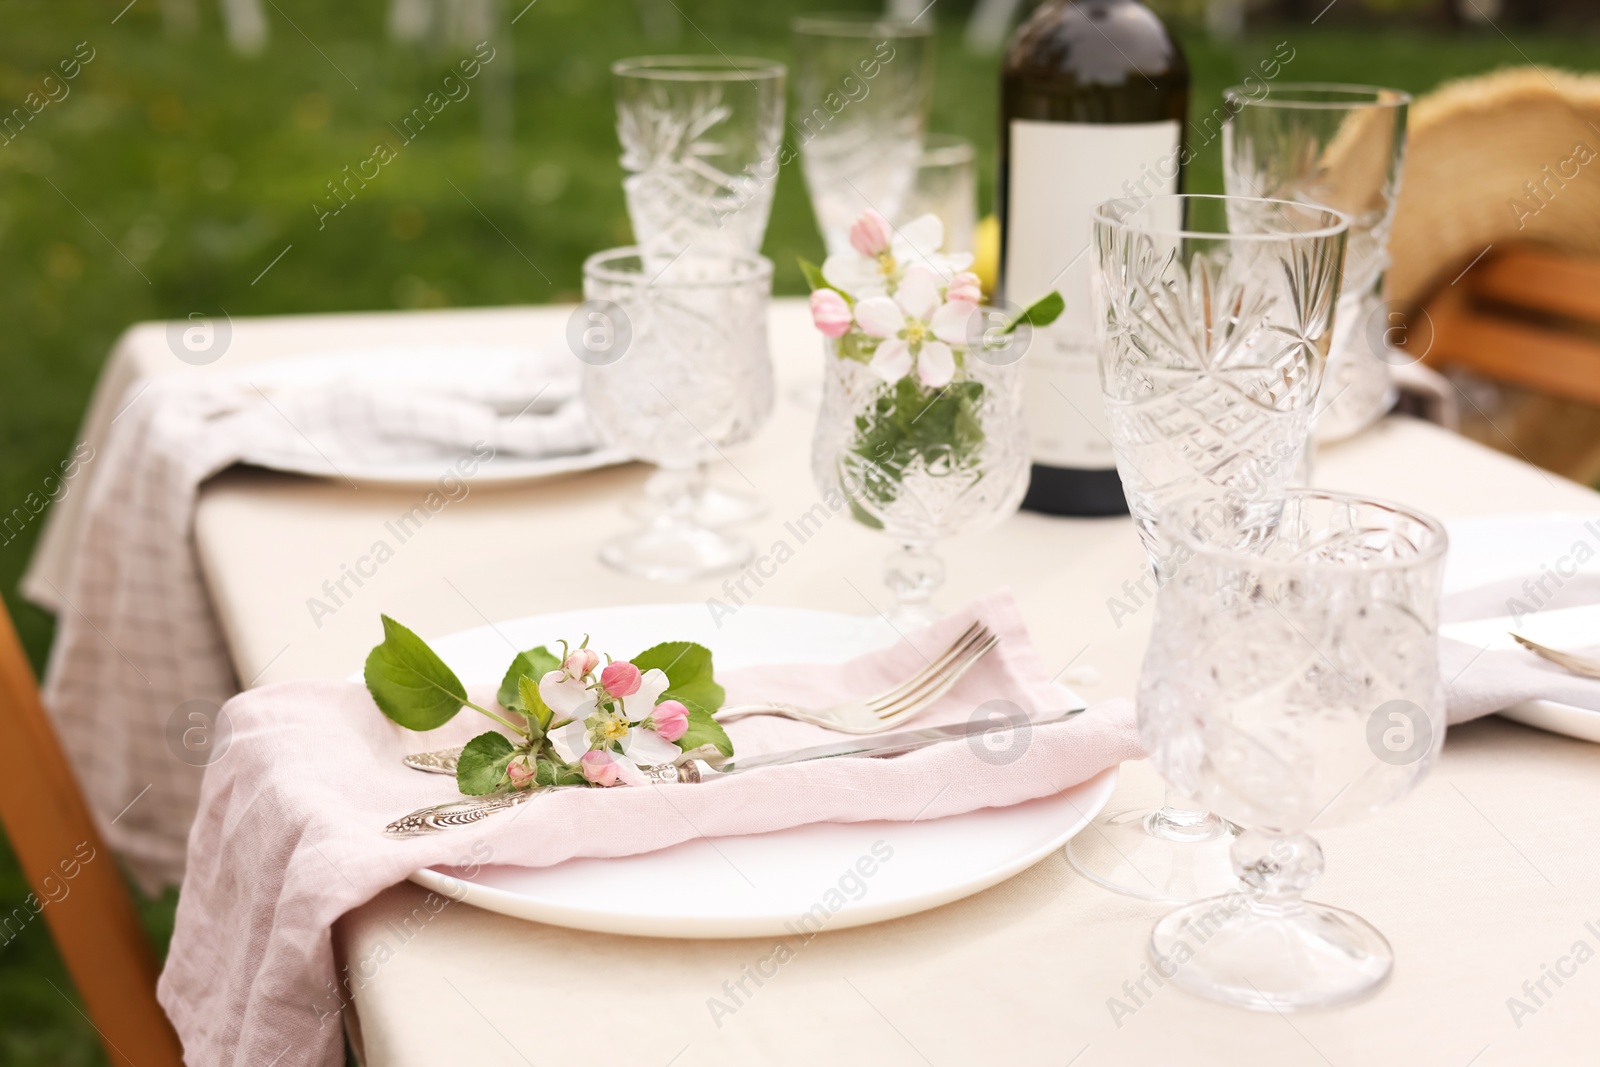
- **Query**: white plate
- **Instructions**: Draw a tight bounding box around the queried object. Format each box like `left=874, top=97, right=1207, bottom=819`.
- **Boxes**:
left=1443, top=513, right=1600, bottom=743
left=397, top=604, right=1111, bottom=939
left=239, top=346, right=628, bottom=488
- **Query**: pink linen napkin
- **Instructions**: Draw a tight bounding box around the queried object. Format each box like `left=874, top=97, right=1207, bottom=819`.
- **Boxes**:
left=157, top=593, right=1140, bottom=1067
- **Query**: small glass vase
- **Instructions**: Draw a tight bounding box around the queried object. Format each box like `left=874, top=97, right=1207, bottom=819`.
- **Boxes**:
left=810, top=313, right=1029, bottom=628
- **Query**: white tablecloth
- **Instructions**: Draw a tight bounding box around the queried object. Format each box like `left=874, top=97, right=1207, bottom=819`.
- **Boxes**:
left=67, top=300, right=1600, bottom=1064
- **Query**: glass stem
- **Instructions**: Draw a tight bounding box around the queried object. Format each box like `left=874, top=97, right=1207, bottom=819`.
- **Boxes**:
left=883, top=542, right=944, bottom=628
left=1231, top=828, right=1323, bottom=913
left=650, top=464, right=706, bottom=526
left=1145, top=785, right=1232, bottom=843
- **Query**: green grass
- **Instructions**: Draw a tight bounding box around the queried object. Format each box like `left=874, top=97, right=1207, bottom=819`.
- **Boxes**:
left=0, top=1, right=1597, bottom=1060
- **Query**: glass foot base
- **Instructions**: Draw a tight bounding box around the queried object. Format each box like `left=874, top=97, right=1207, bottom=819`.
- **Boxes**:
left=627, top=485, right=766, bottom=528
left=599, top=523, right=753, bottom=583
left=1150, top=898, right=1392, bottom=1011
left=1065, top=807, right=1242, bottom=904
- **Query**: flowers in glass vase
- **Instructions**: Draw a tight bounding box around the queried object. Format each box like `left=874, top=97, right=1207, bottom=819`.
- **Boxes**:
left=365, top=616, right=732, bottom=796
left=801, top=209, right=1063, bottom=514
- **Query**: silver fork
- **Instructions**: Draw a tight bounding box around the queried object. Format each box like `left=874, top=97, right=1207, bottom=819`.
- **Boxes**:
left=1511, top=633, right=1600, bottom=679
left=401, top=621, right=1001, bottom=774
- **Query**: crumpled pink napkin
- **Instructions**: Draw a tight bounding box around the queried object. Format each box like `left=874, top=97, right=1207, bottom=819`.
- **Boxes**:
left=157, top=591, right=1140, bottom=1067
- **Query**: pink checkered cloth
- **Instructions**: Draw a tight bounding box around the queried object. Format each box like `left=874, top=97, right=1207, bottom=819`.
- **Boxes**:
left=157, top=592, right=1139, bottom=1067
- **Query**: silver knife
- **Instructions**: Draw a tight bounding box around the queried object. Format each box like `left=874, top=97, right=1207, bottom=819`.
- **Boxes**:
left=384, top=707, right=1084, bottom=837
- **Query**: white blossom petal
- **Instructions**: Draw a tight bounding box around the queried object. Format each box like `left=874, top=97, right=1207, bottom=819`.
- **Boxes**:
left=548, top=720, right=592, bottom=763
left=539, top=670, right=596, bottom=719
left=853, top=296, right=906, bottom=339
left=893, top=214, right=945, bottom=262
left=621, top=668, right=672, bottom=722
left=895, top=266, right=941, bottom=322
left=929, top=300, right=977, bottom=346
left=917, top=341, right=956, bottom=388
left=612, top=755, right=652, bottom=787
left=622, top=725, right=683, bottom=766
left=822, top=253, right=885, bottom=300
left=869, top=338, right=913, bottom=383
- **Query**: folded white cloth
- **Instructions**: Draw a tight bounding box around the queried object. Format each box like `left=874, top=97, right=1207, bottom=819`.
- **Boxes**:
left=1442, top=575, right=1600, bottom=724
left=31, top=364, right=603, bottom=890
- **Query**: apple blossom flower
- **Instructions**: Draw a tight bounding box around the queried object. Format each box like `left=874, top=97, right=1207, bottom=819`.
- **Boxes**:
left=563, top=648, right=600, bottom=677
left=539, top=668, right=596, bottom=723
left=547, top=666, right=681, bottom=770
left=853, top=264, right=974, bottom=389
left=946, top=271, right=982, bottom=306
left=809, top=289, right=852, bottom=338
left=506, top=755, right=536, bottom=787
left=821, top=213, right=974, bottom=301
left=650, top=699, right=689, bottom=743
left=580, top=749, right=621, bottom=786
left=601, top=660, right=641, bottom=698
left=849, top=209, right=894, bottom=257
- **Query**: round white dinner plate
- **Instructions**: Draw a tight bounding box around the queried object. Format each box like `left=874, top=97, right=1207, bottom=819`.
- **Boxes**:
left=398, top=603, right=1114, bottom=938
left=1443, top=513, right=1600, bottom=743
left=238, top=345, right=628, bottom=487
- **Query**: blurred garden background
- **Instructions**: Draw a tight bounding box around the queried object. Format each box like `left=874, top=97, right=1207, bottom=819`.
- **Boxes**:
left=2, top=0, right=1599, bottom=1060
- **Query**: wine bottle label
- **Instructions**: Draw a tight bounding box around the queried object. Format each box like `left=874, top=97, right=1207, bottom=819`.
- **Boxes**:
left=1006, top=118, right=1181, bottom=470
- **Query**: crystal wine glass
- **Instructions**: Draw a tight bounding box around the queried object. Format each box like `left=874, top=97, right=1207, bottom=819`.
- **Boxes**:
left=1064, top=193, right=1350, bottom=903
left=580, top=248, right=773, bottom=581
left=811, top=307, right=1030, bottom=628
left=1223, top=84, right=1411, bottom=443
left=613, top=55, right=784, bottom=527
left=1140, top=490, right=1447, bottom=1010
left=791, top=14, right=935, bottom=255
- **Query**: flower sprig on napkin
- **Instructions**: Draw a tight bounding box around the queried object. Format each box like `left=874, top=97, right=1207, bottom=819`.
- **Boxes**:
left=364, top=616, right=733, bottom=795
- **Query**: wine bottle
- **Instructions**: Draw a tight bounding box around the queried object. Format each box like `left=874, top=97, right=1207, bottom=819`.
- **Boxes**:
left=999, top=0, right=1189, bottom=516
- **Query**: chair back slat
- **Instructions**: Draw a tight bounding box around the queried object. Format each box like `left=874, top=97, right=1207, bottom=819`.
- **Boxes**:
left=1421, top=246, right=1600, bottom=406
left=0, top=600, right=183, bottom=1066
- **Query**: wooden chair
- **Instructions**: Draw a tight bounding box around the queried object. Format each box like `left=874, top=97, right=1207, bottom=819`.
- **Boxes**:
left=1416, top=244, right=1600, bottom=483
left=0, top=597, right=184, bottom=1066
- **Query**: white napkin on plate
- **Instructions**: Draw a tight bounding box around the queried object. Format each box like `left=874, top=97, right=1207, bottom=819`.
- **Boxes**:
left=1441, top=574, right=1600, bottom=723
left=27, top=357, right=605, bottom=890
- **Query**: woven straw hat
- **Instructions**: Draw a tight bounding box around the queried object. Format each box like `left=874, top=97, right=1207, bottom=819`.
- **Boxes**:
left=1388, top=66, right=1600, bottom=306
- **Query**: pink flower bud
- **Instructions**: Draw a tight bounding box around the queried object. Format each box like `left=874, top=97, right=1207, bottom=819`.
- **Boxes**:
left=849, top=209, right=893, bottom=257
left=506, top=756, right=536, bottom=786
left=946, top=271, right=982, bottom=306
left=564, top=648, right=600, bottom=677
left=809, top=289, right=853, bottom=338
left=600, top=660, right=641, bottom=698
left=579, top=749, right=620, bottom=787
left=651, top=700, right=689, bottom=743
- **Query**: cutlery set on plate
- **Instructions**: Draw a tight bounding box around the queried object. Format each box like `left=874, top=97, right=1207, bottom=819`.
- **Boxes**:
left=387, top=621, right=1034, bottom=837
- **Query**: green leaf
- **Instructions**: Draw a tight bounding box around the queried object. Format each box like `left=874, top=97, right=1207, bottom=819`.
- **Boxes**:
left=517, top=676, right=551, bottom=733
left=630, top=641, right=725, bottom=715
left=798, top=257, right=849, bottom=301
left=678, top=705, right=734, bottom=758
left=456, top=732, right=516, bottom=796
left=1002, top=290, right=1064, bottom=334
left=536, top=758, right=585, bottom=787
left=497, top=646, right=559, bottom=723
left=363, top=616, right=468, bottom=731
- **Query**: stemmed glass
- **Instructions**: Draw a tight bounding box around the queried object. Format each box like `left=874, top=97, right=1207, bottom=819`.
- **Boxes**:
left=1141, top=490, right=1447, bottom=1009
left=791, top=14, right=935, bottom=254
left=612, top=55, right=786, bottom=258
left=811, top=307, right=1031, bottom=628
left=580, top=248, right=773, bottom=581
left=612, top=55, right=785, bottom=526
left=1064, top=193, right=1349, bottom=902
left=1223, top=84, right=1411, bottom=443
